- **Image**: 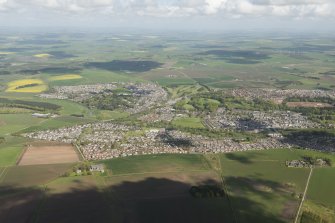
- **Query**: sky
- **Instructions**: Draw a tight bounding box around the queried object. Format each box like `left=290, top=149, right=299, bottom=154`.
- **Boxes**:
left=0, top=0, right=335, bottom=32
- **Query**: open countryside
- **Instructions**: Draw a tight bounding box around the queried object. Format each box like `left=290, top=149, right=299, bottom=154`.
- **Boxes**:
left=0, top=3, right=335, bottom=222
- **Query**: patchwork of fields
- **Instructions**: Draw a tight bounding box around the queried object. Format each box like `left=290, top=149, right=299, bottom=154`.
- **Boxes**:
left=0, top=148, right=334, bottom=223
left=0, top=33, right=334, bottom=223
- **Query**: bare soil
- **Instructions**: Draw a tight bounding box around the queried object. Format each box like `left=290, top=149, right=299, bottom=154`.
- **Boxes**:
left=18, top=142, right=79, bottom=166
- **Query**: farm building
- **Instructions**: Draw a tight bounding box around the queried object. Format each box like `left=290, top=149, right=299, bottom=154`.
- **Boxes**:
left=90, top=164, right=105, bottom=173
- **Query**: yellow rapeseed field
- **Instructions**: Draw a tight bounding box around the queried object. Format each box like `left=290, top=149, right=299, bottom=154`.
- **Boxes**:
left=49, top=74, right=82, bottom=81
left=0, top=52, right=15, bottom=55
left=34, top=53, right=51, bottom=58
left=6, top=79, right=48, bottom=93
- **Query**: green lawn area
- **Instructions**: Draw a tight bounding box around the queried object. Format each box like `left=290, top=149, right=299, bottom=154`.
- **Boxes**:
left=307, top=168, right=335, bottom=208
left=0, top=114, right=45, bottom=136
left=0, top=148, right=22, bottom=167
left=172, top=117, right=205, bottom=129
left=17, top=116, right=94, bottom=133
left=0, top=136, right=27, bottom=167
left=219, top=149, right=313, bottom=223
left=99, top=154, right=210, bottom=175
left=95, top=110, right=129, bottom=120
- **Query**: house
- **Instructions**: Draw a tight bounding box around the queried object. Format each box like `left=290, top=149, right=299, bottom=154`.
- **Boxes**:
left=32, top=113, right=50, bottom=118
left=90, top=164, right=105, bottom=173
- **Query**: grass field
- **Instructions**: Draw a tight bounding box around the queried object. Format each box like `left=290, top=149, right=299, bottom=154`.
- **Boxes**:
left=0, top=147, right=22, bottom=167
left=307, top=168, right=335, bottom=208
left=218, top=149, right=313, bottom=223
left=17, top=116, right=94, bottom=134
left=0, top=114, right=45, bottom=136
left=172, top=117, right=205, bottom=129
left=49, top=74, right=82, bottom=81
left=100, top=154, right=210, bottom=175
left=0, top=149, right=334, bottom=223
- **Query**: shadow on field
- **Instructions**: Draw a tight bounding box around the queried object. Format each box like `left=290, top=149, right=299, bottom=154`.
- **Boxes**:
left=225, top=153, right=253, bottom=164
left=0, top=177, right=288, bottom=223
left=281, top=130, right=335, bottom=152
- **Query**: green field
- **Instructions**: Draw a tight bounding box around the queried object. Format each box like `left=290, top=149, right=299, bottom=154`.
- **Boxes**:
left=1, top=32, right=335, bottom=223
left=172, top=117, right=205, bottom=129
left=0, top=149, right=334, bottom=223
left=218, top=150, right=310, bottom=223
left=307, top=168, right=335, bottom=208
left=0, top=114, right=45, bottom=136
left=100, top=153, right=210, bottom=175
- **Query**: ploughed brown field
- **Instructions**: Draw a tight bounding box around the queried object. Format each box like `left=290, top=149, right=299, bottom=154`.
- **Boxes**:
left=286, top=102, right=333, bottom=108
left=18, top=141, right=79, bottom=166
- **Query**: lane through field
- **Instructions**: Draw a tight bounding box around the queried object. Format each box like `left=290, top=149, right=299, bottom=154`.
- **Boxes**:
left=294, top=167, right=313, bottom=223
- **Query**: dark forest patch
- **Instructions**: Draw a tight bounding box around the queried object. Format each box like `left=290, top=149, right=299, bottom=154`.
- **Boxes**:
left=198, top=50, right=270, bottom=64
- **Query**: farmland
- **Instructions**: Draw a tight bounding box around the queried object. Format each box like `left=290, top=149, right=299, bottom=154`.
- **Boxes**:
left=0, top=149, right=334, bottom=222
left=6, top=79, right=47, bottom=93
left=0, top=32, right=334, bottom=223
left=18, top=141, right=79, bottom=166
left=49, top=74, right=82, bottom=81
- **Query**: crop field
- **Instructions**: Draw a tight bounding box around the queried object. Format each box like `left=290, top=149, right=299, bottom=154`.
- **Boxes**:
left=0, top=149, right=334, bottom=222
left=0, top=33, right=335, bottom=223
left=49, top=74, right=82, bottom=81
left=18, top=142, right=79, bottom=166
left=0, top=147, right=22, bottom=167
left=306, top=168, right=335, bottom=208
left=34, top=53, right=51, bottom=58
left=0, top=114, right=45, bottom=136
left=1, top=34, right=334, bottom=91
left=0, top=163, right=73, bottom=187
left=219, top=149, right=313, bottom=223
left=100, top=154, right=210, bottom=175
left=6, top=79, right=47, bottom=93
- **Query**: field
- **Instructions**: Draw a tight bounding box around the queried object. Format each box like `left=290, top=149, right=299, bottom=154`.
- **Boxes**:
left=0, top=149, right=333, bottom=223
left=0, top=163, right=73, bottom=187
left=172, top=117, right=205, bottom=129
left=287, top=102, right=333, bottom=108
left=6, top=79, right=47, bottom=93
left=34, top=53, right=51, bottom=58
left=18, top=142, right=79, bottom=166
left=0, top=147, right=22, bottom=167
left=307, top=168, right=335, bottom=208
left=218, top=150, right=311, bottom=223
left=0, top=32, right=335, bottom=222
left=49, top=74, right=82, bottom=81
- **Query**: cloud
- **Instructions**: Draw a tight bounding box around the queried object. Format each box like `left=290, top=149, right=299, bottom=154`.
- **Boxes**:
left=0, top=0, right=334, bottom=20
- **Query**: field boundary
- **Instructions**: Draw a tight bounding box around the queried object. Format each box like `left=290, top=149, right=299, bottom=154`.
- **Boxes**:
left=294, top=167, right=313, bottom=223
left=73, top=143, right=85, bottom=161
left=15, top=146, right=27, bottom=166
left=0, top=167, right=8, bottom=184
